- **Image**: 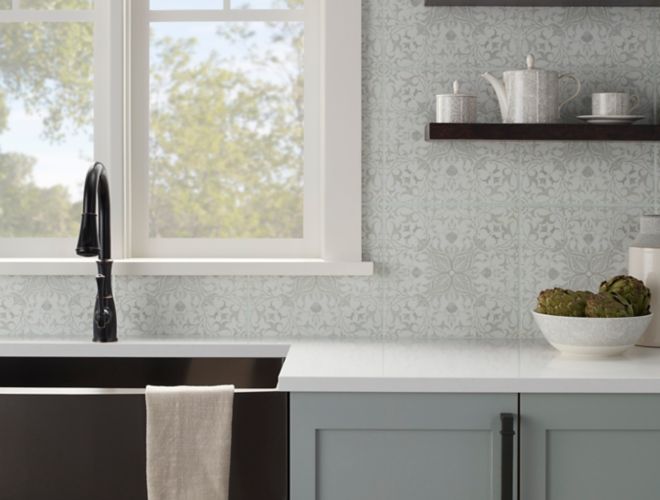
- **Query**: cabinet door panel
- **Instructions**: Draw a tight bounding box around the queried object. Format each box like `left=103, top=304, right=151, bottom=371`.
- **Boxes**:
left=521, top=394, right=660, bottom=500
left=291, top=393, right=517, bottom=500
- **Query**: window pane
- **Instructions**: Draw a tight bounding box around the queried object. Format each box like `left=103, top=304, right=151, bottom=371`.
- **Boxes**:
left=149, top=21, right=304, bottom=239
left=232, top=0, right=303, bottom=8
left=0, top=22, right=93, bottom=237
left=21, top=0, right=93, bottom=9
left=150, top=0, right=220, bottom=10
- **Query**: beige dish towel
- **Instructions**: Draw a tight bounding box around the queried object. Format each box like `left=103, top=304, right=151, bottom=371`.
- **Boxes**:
left=146, top=385, right=235, bottom=500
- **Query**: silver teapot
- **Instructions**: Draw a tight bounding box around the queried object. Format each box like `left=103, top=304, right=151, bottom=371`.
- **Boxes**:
left=482, top=54, right=581, bottom=124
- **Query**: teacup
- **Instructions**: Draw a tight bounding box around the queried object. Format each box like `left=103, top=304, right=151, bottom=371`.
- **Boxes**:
left=592, top=92, right=640, bottom=116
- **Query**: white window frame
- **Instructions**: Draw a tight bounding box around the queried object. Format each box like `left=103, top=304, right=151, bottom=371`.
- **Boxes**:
left=0, top=0, right=371, bottom=276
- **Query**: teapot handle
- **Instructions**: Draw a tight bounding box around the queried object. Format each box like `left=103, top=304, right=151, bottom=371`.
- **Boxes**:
left=558, top=73, right=581, bottom=116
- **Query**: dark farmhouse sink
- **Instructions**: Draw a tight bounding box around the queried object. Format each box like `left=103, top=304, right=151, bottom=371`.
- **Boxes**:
left=0, top=356, right=288, bottom=500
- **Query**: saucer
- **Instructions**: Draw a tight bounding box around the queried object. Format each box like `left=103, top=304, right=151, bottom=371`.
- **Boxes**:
left=578, top=114, right=645, bottom=125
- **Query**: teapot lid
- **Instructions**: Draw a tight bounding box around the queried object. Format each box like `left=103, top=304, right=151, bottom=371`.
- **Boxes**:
left=502, top=53, right=548, bottom=76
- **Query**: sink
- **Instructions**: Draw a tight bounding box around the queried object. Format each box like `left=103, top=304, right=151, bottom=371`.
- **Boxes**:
left=0, top=355, right=287, bottom=500
left=0, top=356, right=282, bottom=389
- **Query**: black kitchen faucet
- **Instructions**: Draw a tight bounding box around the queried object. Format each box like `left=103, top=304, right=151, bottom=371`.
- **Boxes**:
left=76, top=162, right=117, bottom=343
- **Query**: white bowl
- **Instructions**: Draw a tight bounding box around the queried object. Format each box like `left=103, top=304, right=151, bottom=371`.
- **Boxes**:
left=532, top=311, right=653, bottom=357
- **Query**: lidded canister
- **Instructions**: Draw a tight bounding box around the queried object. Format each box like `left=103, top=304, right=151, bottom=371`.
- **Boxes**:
left=435, top=81, right=477, bottom=123
left=629, top=215, right=660, bottom=347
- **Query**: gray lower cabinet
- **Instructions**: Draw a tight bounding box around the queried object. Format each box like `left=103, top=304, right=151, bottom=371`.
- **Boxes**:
left=521, top=394, right=660, bottom=500
left=290, top=393, right=518, bottom=500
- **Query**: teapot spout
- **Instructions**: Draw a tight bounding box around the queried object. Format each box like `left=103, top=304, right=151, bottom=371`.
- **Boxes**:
left=481, top=72, right=508, bottom=122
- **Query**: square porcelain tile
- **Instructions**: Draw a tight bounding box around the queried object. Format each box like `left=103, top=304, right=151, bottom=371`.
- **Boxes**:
left=520, top=7, right=654, bottom=69
left=118, top=277, right=250, bottom=338
left=428, top=7, right=523, bottom=70
left=382, top=207, right=519, bottom=339
left=520, top=142, right=655, bottom=207
left=248, top=276, right=383, bottom=339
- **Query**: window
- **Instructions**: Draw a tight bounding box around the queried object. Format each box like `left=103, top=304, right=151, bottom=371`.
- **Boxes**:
left=0, top=0, right=116, bottom=258
left=0, top=0, right=367, bottom=274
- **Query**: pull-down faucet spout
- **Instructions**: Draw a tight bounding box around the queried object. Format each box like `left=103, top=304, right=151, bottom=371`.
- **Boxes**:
left=76, top=162, right=117, bottom=343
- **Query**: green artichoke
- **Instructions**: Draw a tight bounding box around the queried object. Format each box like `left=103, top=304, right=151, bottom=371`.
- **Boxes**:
left=585, top=292, right=634, bottom=318
left=535, top=288, right=593, bottom=317
left=599, top=275, right=651, bottom=316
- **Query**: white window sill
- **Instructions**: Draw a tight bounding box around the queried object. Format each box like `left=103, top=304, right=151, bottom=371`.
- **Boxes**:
left=0, top=259, right=374, bottom=276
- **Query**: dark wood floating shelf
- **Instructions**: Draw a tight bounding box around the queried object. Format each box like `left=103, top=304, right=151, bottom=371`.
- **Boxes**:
left=426, top=124, right=660, bottom=142
left=425, top=0, right=657, bottom=5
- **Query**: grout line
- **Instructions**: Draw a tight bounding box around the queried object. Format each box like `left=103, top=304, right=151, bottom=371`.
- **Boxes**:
left=655, top=144, right=659, bottom=213
left=382, top=201, right=657, bottom=210
left=516, top=142, right=524, bottom=340
left=375, top=16, right=387, bottom=344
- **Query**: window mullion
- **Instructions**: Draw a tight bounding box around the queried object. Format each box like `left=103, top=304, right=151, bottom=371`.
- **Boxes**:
left=127, top=0, right=151, bottom=259
left=93, top=0, right=124, bottom=258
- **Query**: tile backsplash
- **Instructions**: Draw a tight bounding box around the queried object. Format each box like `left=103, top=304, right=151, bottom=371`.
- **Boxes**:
left=1, top=1, right=658, bottom=339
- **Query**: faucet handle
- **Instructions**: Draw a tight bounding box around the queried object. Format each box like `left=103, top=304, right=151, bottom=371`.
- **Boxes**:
left=95, top=274, right=106, bottom=328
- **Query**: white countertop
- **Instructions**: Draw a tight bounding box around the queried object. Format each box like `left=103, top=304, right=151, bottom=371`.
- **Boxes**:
left=2, top=337, right=660, bottom=393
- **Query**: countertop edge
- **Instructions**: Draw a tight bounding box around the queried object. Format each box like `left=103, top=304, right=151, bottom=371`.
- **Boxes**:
left=4, top=338, right=660, bottom=394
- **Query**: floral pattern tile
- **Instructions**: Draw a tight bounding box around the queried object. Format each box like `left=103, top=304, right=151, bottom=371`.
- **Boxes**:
left=520, top=7, right=654, bottom=69
left=382, top=207, right=519, bottom=338
left=117, top=277, right=250, bottom=337
left=249, top=276, right=382, bottom=338
left=0, top=3, right=656, bottom=341
left=427, top=7, right=524, bottom=70
left=520, top=142, right=655, bottom=207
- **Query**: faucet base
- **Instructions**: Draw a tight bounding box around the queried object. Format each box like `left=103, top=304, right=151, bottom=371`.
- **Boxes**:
left=93, top=336, right=118, bottom=343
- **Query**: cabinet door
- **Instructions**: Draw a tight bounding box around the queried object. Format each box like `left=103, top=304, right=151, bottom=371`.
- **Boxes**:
left=291, top=393, right=517, bottom=500
left=521, top=394, right=660, bottom=500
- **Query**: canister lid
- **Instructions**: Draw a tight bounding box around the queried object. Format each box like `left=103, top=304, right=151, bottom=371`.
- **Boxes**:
left=436, top=80, right=476, bottom=98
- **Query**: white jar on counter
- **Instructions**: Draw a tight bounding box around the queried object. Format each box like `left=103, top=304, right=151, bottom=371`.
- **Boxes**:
left=629, top=215, right=660, bottom=347
left=435, top=81, right=477, bottom=123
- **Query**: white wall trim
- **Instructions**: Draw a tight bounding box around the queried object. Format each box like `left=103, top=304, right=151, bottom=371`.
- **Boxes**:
left=320, top=0, right=362, bottom=262
left=0, top=259, right=373, bottom=276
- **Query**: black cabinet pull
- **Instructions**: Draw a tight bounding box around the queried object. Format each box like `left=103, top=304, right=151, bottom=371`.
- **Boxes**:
left=500, top=413, right=515, bottom=500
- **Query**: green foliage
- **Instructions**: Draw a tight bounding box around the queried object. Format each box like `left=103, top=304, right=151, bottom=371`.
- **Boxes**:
left=149, top=24, right=304, bottom=239
left=0, top=152, right=80, bottom=236
left=0, top=21, right=93, bottom=142
left=0, top=20, right=92, bottom=237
